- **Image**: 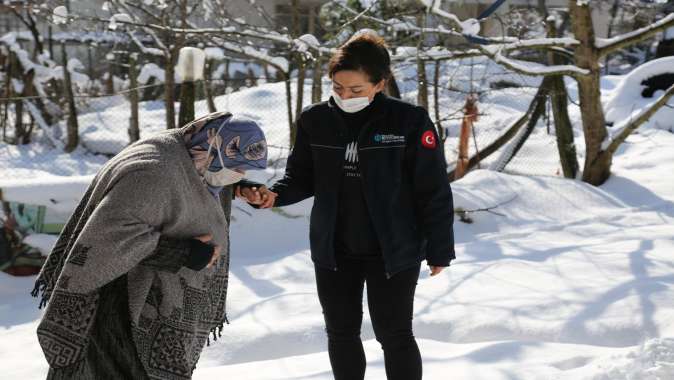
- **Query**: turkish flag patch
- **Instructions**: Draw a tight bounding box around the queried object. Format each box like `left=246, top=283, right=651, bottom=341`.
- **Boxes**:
left=421, top=131, right=437, bottom=149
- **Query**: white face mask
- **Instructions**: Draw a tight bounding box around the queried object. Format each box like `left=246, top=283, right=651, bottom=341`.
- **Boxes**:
left=203, top=120, right=246, bottom=187
left=332, top=90, right=371, bottom=113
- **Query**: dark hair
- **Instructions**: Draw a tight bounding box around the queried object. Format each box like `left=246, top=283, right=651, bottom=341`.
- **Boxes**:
left=328, top=32, right=391, bottom=84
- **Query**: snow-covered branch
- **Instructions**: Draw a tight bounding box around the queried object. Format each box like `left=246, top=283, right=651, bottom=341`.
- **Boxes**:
left=597, top=13, right=674, bottom=57
left=478, top=45, right=589, bottom=77
left=335, top=1, right=517, bottom=45
left=604, top=83, right=674, bottom=155
left=208, top=37, right=289, bottom=74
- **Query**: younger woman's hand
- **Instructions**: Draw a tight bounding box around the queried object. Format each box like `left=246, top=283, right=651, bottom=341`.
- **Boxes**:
left=429, top=266, right=445, bottom=276
left=236, top=185, right=277, bottom=208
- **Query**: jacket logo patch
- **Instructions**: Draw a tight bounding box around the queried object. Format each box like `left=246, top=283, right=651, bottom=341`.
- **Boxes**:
left=345, top=142, right=359, bottom=163
left=421, top=131, right=437, bottom=149
left=374, top=134, right=405, bottom=144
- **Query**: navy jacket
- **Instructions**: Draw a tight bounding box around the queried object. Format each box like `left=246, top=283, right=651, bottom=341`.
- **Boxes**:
left=261, top=93, right=454, bottom=277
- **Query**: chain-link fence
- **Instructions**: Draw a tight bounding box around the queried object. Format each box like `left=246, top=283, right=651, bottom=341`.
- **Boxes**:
left=1, top=59, right=572, bottom=182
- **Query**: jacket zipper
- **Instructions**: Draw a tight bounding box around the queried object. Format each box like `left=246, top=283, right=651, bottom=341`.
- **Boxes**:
left=356, top=122, right=391, bottom=279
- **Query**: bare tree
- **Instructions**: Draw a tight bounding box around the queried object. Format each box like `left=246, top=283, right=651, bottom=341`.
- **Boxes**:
left=424, top=0, right=674, bottom=185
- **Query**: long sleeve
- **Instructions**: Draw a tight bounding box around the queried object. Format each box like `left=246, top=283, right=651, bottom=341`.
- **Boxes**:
left=269, top=117, right=315, bottom=207
left=408, top=107, right=455, bottom=266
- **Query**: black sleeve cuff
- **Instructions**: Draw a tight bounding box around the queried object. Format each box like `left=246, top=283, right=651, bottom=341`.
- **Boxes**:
left=185, top=239, right=215, bottom=271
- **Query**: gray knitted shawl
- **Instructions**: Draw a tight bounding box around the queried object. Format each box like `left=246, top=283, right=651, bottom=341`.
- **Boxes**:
left=33, top=114, right=232, bottom=379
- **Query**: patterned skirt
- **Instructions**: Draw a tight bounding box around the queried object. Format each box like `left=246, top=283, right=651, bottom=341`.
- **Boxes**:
left=46, top=275, right=149, bottom=380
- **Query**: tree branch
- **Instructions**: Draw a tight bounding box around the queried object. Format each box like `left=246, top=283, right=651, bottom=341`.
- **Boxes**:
left=605, top=83, right=674, bottom=155
left=478, top=45, right=589, bottom=77
left=597, top=12, right=674, bottom=57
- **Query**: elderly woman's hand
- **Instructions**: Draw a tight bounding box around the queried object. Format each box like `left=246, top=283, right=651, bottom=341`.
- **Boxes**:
left=194, top=234, right=221, bottom=268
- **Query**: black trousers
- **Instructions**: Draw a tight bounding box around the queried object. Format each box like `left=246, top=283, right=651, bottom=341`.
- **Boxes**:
left=315, top=257, right=422, bottom=380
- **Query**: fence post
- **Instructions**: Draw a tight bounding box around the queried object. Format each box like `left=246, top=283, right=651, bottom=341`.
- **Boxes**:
left=204, top=59, right=217, bottom=113
left=177, top=47, right=205, bottom=128
left=128, top=53, right=140, bottom=143
left=61, top=42, right=79, bottom=152
left=454, top=94, right=478, bottom=180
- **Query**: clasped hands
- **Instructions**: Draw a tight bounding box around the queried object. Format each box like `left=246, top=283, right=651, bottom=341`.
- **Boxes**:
left=235, top=185, right=278, bottom=209
left=234, top=184, right=446, bottom=277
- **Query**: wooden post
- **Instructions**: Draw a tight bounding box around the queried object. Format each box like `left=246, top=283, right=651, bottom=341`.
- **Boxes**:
left=311, top=55, right=323, bottom=103
left=284, top=72, right=295, bottom=147
left=433, top=59, right=443, bottom=141
left=204, top=59, right=217, bottom=113
left=178, top=80, right=195, bottom=128
left=165, top=52, right=177, bottom=129
left=61, top=42, right=79, bottom=152
left=454, top=94, right=478, bottom=180
left=128, top=53, right=140, bottom=143
left=295, top=55, right=306, bottom=122
left=105, top=61, right=115, bottom=95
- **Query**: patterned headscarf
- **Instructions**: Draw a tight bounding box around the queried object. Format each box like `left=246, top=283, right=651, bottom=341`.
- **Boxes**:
left=183, top=112, right=267, bottom=196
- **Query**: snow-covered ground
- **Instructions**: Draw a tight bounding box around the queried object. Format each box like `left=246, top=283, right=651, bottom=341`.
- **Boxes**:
left=1, top=62, right=674, bottom=379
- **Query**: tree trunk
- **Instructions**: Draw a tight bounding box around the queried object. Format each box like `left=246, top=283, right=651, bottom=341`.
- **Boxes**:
left=569, top=1, right=611, bottom=185
left=1, top=55, right=10, bottom=142
left=495, top=77, right=552, bottom=172
left=311, top=56, right=323, bottom=104
left=603, top=0, right=621, bottom=74
left=204, top=59, right=217, bottom=113
left=61, top=43, right=79, bottom=152
left=547, top=19, right=579, bottom=179
left=295, top=56, right=306, bottom=122
left=48, top=26, right=54, bottom=61
left=128, top=54, right=140, bottom=143
left=164, top=53, right=177, bottom=129
left=433, top=60, right=443, bottom=141
left=223, top=60, right=231, bottom=94
left=416, top=14, right=429, bottom=109
left=550, top=76, right=578, bottom=178
left=386, top=72, right=401, bottom=99
left=284, top=73, right=295, bottom=146
left=106, top=62, right=115, bottom=95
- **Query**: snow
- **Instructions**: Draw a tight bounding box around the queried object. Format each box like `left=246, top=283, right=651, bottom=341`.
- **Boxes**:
left=23, top=235, right=58, bottom=256
left=2, top=57, right=674, bottom=380
left=605, top=56, right=674, bottom=131
left=108, top=13, right=133, bottom=31
left=176, top=47, right=206, bottom=82
left=460, top=18, right=480, bottom=36
left=294, top=34, right=321, bottom=53
left=52, top=6, right=68, bottom=25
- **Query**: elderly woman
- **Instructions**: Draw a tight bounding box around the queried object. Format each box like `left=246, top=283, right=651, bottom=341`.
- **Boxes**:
left=32, top=112, right=267, bottom=380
